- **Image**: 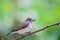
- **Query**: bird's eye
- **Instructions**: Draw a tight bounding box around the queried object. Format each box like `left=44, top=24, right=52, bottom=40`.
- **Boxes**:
left=27, top=18, right=31, bottom=21
left=29, top=19, right=31, bottom=21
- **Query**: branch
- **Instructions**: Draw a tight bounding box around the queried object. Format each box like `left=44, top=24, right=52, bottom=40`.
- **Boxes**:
left=15, top=22, right=60, bottom=40
left=0, top=34, right=2, bottom=40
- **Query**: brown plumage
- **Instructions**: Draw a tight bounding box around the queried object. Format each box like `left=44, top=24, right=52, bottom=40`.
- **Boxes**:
left=7, top=18, right=35, bottom=36
left=11, top=23, right=29, bottom=32
left=7, top=22, right=29, bottom=36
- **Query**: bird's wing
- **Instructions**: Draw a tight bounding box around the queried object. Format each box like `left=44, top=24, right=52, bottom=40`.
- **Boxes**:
left=11, top=22, right=29, bottom=32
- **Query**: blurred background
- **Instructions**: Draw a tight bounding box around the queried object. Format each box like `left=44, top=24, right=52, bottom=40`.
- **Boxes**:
left=0, top=0, right=60, bottom=40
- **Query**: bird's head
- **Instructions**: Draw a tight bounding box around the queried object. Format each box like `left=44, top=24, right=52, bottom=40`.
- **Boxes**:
left=25, top=18, right=36, bottom=23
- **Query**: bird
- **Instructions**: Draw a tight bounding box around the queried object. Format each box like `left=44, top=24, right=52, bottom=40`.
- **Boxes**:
left=7, top=18, right=35, bottom=36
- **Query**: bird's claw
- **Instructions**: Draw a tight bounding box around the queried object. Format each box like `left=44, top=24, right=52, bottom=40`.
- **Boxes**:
left=25, top=32, right=31, bottom=35
left=20, top=34, right=25, bottom=37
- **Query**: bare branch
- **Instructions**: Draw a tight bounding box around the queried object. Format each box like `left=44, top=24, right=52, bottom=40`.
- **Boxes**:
left=15, top=22, right=60, bottom=40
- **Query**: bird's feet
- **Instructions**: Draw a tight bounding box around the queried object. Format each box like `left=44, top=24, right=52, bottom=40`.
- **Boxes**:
left=25, top=32, right=31, bottom=35
left=19, top=32, right=31, bottom=37
left=20, top=34, right=25, bottom=37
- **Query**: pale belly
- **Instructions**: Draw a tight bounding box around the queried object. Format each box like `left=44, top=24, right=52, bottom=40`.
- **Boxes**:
left=13, top=24, right=32, bottom=34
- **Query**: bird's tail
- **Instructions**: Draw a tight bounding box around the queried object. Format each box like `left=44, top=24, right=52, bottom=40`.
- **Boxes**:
left=7, top=32, right=12, bottom=36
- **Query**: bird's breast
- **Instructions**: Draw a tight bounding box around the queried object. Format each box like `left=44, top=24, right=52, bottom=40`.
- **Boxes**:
left=15, top=24, right=32, bottom=34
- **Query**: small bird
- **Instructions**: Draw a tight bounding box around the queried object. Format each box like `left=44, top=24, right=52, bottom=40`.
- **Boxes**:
left=7, top=18, right=35, bottom=36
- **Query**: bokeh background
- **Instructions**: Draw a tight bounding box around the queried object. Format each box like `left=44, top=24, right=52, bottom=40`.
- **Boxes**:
left=0, top=0, right=60, bottom=40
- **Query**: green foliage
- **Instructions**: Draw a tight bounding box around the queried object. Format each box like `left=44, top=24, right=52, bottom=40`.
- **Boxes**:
left=0, top=0, right=60, bottom=40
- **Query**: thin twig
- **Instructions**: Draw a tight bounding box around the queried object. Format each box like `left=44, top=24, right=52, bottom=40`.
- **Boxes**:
left=15, top=22, right=60, bottom=40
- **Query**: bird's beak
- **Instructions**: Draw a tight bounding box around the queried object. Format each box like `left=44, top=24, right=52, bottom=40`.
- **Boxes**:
left=32, top=19, right=36, bottom=21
